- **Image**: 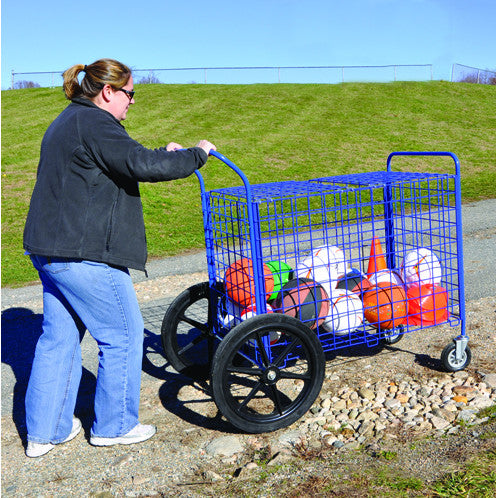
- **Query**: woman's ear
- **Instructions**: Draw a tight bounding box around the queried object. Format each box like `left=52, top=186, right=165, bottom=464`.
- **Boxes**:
left=101, top=84, right=113, bottom=103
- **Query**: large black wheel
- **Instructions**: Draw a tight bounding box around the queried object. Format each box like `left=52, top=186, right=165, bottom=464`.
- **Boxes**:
left=161, top=281, right=221, bottom=377
left=441, top=342, right=471, bottom=372
left=211, top=313, right=325, bottom=433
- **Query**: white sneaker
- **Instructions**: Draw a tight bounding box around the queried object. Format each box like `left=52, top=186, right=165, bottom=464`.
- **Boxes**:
left=90, top=423, right=156, bottom=447
left=26, top=417, right=82, bottom=458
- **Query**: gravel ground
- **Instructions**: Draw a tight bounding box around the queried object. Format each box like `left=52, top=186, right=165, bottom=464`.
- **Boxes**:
left=1, top=269, right=495, bottom=497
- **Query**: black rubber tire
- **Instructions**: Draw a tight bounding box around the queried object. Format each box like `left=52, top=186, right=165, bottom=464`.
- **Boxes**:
left=211, top=313, right=325, bottom=433
left=381, top=325, right=404, bottom=345
left=441, top=342, right=472, bottom=372
left=161, top=281, right=220, bottom=377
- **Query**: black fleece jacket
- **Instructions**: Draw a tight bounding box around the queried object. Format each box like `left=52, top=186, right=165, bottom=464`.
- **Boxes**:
left=23, top=97, right=208, bottom=271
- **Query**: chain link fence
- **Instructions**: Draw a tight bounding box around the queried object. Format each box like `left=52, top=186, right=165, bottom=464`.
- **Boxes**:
left=9, top=64, right=434, bottom=90
left=451, top=63, right=496, bottom=85
left=8, top=63, right=497, bottom=89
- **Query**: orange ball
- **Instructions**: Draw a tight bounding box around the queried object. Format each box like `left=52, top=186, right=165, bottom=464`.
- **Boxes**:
left=224, top=258, right=274, bottom=307
left=363, top=282, right=407, bottom=329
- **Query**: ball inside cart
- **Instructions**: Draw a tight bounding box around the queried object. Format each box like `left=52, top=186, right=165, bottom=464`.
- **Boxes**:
left=322, top=289, right=364, bottom=336
left=266, top=260, right=293, bottom=301
left=406, top=283, right=449, bottom=325
left=336, top=268, right=366, bottom=293
left=224, top=258, right=274, bottom=307
left=218, top=296, right=241, bottom=329
left=311, top=244, right=349, bottom=278
left=363, top=282, right=407, bottom=329
left=401, top=247, right=442, bottom=286
left=274, top=277, right=330, bottom=329
left=368, top=268, right=404, bottom=287
left=242, top=304, right=281, bottom=346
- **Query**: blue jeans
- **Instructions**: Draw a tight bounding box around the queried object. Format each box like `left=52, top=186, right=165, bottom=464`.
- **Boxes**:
left=25, top=255, right=145, bottom=443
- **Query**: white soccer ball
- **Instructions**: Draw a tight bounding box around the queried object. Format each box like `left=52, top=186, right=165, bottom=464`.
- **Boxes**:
left=241, top=304, right=280, bottom=346
left=401, top=248, right=442, bottom=286
left=369, top=269, right=404, bottom=287
left=322, top=289, right=364, bottom=336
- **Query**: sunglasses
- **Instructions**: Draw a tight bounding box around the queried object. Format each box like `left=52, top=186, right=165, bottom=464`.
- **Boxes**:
left=118, top=88, right=135, bottom=100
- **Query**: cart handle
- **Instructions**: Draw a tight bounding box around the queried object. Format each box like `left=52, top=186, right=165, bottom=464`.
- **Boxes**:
left=386, top=151, right=460, bottom=177
left=194, top=150, right=269, bottom=315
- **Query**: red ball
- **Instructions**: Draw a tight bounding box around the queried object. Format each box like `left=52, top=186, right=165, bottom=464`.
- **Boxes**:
left=407, top=284, right=448, bottom=325
left=274, top=277, right=330, bottom=329
left=363, top=282, right=407, bottom=329
left=224, top=258, right=274, bottom=307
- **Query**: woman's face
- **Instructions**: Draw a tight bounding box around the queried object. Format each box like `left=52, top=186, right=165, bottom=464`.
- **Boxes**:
left=108, top=76, right=135, bottom=121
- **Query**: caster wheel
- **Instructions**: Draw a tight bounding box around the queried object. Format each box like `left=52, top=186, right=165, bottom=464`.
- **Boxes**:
left=161, top=281, right=221, bottom=378
left=381, top=325, right=404, bottom=345
left=211, top=313, right=325, bottom=433
left=441, top=342, right=471, bottom=372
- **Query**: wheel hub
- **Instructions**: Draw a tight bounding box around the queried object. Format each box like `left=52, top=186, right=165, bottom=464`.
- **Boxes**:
left=263, top=366, right=280, bottom=385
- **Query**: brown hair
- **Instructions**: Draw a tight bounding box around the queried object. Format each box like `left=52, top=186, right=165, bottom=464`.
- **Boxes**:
left=62, top=58, right=132, bottom=100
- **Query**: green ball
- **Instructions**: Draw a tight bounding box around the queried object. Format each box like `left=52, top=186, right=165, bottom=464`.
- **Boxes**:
left=266, top=260, right=294, bottom=300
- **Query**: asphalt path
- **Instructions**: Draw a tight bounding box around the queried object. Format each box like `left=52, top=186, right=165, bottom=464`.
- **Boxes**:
left=1, top=199, right=495, bottom=417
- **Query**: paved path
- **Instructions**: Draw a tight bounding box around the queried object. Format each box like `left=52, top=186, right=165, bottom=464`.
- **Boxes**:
left=1, top=199, right=495, bottom=416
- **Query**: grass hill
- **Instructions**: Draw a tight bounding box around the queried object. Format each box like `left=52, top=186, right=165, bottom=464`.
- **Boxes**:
left=1, top=81, right=495, bottom=287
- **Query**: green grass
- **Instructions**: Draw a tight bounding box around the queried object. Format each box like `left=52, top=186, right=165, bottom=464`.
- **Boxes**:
left=2, top=81, right=495, bottom=286
left=431, top=449, right=496, bottom=497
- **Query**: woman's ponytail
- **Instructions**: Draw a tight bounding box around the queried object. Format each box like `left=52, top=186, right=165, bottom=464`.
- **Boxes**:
left=62, top=59, right=132, bottom=101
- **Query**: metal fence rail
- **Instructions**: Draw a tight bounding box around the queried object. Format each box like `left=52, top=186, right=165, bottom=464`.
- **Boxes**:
left=451, top=63, right=496, bottom=84
left=10, top=64, right=434, bottom=89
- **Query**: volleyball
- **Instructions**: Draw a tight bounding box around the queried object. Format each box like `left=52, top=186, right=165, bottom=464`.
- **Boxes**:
left=322, top=289, right=364, bottom=336
left=369, top=269, right=404, bottom=287
left=401, top=248, right=442, bottom=287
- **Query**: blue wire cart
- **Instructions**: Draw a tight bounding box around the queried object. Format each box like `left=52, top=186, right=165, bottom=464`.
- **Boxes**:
left=161, top=151, right=470, bottom=433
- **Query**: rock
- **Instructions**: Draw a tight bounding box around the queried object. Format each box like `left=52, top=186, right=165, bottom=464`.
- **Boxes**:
left=203, top=470, right=224, bottom=482
left=396, top=393, right=409, bottom=404
left=452, top=395, right=468, bottom=403
left=470, top=395, right=495, bottom=410
left=278, top=430, right=304, bottom=446
left=267, top=450, right=293, bottom=466
left=385, top=399, right=401, bottom=409
left=334, top=399, right=347, bottom=410
left=453, top=385, right=476, bottom=396
left=482, top=373, right=496, bottom=389
left=456, top=409, right=478, bottom=423
left=430, top=416, right=451, bottom=430
left=205, top=436, right=244, bottom=457
left=359, top=387, right=375, bottom=400
left=321, top=398, right=331, bottom=410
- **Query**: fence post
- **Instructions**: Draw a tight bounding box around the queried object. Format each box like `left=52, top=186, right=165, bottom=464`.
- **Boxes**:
left=204, top=68, right=207, bottom=84
left=11, top=70, right=14, bottom=90
left=394, top=65, right=397, bottom=81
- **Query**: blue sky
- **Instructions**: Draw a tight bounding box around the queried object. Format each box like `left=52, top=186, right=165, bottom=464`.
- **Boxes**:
left=1, top=0, right=496, bottom=89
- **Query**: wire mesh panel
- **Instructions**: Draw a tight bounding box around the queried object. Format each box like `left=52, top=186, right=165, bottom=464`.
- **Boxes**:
left=204, top=164, right=463, bottom=354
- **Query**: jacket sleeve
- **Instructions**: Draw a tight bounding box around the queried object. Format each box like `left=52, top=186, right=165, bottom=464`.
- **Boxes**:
left=81, top=110, right=208, bottom=183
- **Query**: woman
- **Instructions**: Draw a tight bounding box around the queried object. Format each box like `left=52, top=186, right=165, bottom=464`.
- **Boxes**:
left=23, top=58, right=216, bottom=457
